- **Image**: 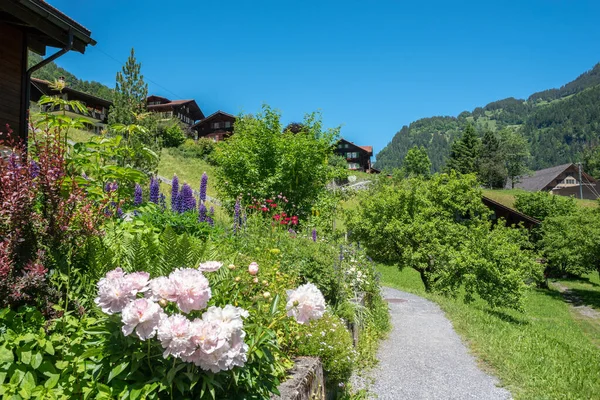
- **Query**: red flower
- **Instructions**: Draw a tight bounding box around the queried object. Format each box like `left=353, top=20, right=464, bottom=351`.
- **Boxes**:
left=269, top=203, right=277, bottom=208
left=273, top=214, right=281, bottom=221
left=261, top=207, right=268, bottom=212
left=266, top=199, right=273, bottom=203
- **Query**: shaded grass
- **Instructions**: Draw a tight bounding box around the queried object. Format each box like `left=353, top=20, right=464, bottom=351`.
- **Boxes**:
left=376, top=264, right=600, bottom=399
left=157, top=148, right=219, bottom=198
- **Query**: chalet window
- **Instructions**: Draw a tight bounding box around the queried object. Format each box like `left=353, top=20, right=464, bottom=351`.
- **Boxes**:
left=566, top=178, right=576, bottom=185
left=212, top=122, right=220, bottom=129
left=225, top=121, right=231, bottom=128
left=344, top=144, right=349, bottom=149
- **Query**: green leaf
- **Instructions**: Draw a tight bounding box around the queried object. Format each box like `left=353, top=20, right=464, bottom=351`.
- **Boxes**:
left=18, top=350, right=32, bottom=366
left=30, top=353, right=43, bottom=370
left=21, top=371, right=36, bottom=392
left=44, top=374, right=60, bottom=390
left=107, top=361, right=129, bottom=383
left=0, top=346, right=13, bottom=363
left=44, top=341, right=54, bottom=356
left=270, top=294, right=280, bottom=316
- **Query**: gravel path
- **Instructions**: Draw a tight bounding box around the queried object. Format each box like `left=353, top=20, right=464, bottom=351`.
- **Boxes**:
left=353, top=287, right=511, bottom=399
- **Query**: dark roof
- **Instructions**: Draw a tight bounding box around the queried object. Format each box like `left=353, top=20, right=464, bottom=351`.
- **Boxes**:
left=146, top=97, right=205, bottom=121
left=338, top=138, right=373, bottom=156
left=0, top=0, right=96, bottom=54
left=482, top=196, right=541, bottom=228
left=508, top=163, right=597, bottom=191
left=31, top=78, right=112, bottom=108
left=192, top=110, right=236, bottom=128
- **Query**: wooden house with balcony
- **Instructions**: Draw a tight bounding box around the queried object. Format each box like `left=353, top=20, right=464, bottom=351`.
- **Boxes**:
left=0, top=0, right=95, bottom=142
left=147, top=95, right=204, bottom=127
left=30, top=78, right=111, bottom=133
left=192, top=110, right=236, bottom=142
left=334, top=138, right=376, bottom=172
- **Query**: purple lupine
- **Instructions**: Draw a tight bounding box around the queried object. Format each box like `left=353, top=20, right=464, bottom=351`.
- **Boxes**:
left=198, top=203, right=207, bottom=223
left=149, top=177, right=160, bottom=204
left=199, top=172, right=208, bottom=203
left=29, top=160, right=40, bottom=178
left=159, top=193, right=167, bottom=211
left=181, top=183, right=195, bottom=212
left=207, top=216, right=214, bottom=227
left=105, top=181, right=118, bottom=192
left=81, top=171, right=89, bottom=180
left=312, top=228, right=317, bottom=242
left=209, top=206, right=214, bottom=217
left=134, top=183, right=143, bottom=206
left=117, top=207, right=124, bottom=218
left=171, top=174, right=179, bottom=211
left=175, top=191, right=184, bottom=213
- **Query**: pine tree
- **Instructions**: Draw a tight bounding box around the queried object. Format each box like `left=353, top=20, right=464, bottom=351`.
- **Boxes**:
left=402, top=146, right=431, bottom=177
left=445, top=123, right=481, bottom=175
left=479, top=130, right=507, bottom=188
left=108, top=48, right=148, bottom=125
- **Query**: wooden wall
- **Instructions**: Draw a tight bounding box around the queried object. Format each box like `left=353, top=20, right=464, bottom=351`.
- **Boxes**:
left=0, top=23, right=25, bottom=140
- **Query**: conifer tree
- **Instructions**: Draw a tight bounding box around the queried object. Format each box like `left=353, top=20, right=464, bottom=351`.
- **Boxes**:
left=445, top=123, right=481, bottom=175
left=402, top=145, right=431, bottom=178
left=108, top=48, right=148, bottom=125
left=479, top=130, right=507, bottom=188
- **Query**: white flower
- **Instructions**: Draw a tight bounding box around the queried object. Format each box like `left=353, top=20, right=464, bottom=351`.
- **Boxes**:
left=124, top=271, right=150, bottom=293
left=198, top=261, right=223, bottom=272
left=169, top=268, right=212, bottom=313
left=157, top=314, right=192, bottom=358
left=147, top=276, right=177, bottom=302
left=121, top=298, right=164, bottom=340
left=285, top=283, right=326, bottom=324
left=95, top=268, right=137, bottom=314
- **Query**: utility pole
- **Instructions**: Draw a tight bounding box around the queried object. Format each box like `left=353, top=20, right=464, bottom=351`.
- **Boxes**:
left=578, top=162, right=584, bottom=200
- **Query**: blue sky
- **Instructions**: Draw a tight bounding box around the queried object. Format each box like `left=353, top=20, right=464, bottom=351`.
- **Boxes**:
left=48, top=0, right=600, bottom=158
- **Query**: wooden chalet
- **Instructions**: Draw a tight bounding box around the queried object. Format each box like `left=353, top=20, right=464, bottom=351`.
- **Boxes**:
left=0, top=0, right=95, bottom=142
left=192, top=110, right=235, bottom=142
left=147, top=95, right=204, bottom=127
left=507, top=163, right=599, bottom=200
left=30, top=77, right=111, bottom=133
left=334, top=138, right=376, bottom=173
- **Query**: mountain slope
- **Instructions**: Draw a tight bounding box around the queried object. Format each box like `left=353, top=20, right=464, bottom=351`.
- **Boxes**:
left=375, top=63, right=600, bottom=172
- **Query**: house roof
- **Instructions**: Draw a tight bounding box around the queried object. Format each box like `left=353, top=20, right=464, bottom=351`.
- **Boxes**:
left=192, top=110, right=236, bottom=128
left=0, top=0, right=96, bottom=54
left=31, top=78, right=112, bottom=108
left=146, top=97, right=205, bottom=121
left=482, top=196, right=541, bottom=228
left=338, top=138, right=373, bottom=156
left=508, top=163, right=597, bottom=191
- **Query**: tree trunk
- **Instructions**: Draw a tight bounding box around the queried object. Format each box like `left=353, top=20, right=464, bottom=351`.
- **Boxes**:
left=417, top=268, right=431, bottom=292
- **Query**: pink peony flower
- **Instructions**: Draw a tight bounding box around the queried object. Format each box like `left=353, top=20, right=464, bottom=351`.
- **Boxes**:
left=157, top=314, right=193, bottom=358
left=198, top=261, right=223, bottom=272
left=95, top=269, right=137, bottom=314
left=124, top=271, right=150, bottom=294
left=248, top=262, right=259, bottom=275
left=121, top=298, right=165, bottom=340
left=286, top=283, right=326, bottom=324
left=169, top=268, right=211, bottom=313
left=147, top=276, right=177, bottom=302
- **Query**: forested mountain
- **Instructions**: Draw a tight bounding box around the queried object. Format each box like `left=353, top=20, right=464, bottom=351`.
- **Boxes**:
left=375, top=63, right=600, bottom=172
left=28, top=52, right=114, bottom=101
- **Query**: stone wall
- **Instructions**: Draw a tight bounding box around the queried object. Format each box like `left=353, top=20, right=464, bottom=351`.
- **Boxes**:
left=272, top=357, right=325, bottom=400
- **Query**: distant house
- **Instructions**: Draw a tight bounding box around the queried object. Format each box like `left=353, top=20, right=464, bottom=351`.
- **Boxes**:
left=507, top=163, right=599, bottom=200
left=192, top=110, right=236, bottom=142
left=30, top=78, right=111, bottom=134
left=0, top=0, right=96, bottom=141
left=334, top=138, right=376, bottom=173
left=146, top=95, right=205, bottom=127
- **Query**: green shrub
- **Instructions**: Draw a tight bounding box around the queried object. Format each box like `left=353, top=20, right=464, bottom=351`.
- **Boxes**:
left=161, top=122, right=187, bottom=148
left=514, top=191, right=577, bottom=221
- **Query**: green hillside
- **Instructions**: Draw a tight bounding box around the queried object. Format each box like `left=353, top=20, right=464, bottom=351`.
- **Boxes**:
left=375, top=63, right=600, bottom=172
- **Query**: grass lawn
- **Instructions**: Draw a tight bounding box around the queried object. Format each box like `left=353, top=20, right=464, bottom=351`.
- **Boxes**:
left=377, top=264, right=600, bottom=399
left=483, top=188, right=597, bottom=209
left=157, top=148, right=219, bottom=198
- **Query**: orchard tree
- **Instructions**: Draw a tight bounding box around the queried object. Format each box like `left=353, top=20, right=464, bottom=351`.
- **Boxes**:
left=514, top=191, right=576, bottom=222
left=541, top=210, right=600, bottom=277
left=499, top=128, right=530, bottom=188
left=345, top=172, right=541, bottom=310
left=445, top=123, right=481, bottom=175
left=401, top=145, right=431, bottom=178
left=583, top=145, right=600, bottom=180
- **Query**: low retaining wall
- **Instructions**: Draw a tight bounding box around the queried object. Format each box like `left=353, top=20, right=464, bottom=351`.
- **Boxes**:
left=272, top=357, right=325, bottom=400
